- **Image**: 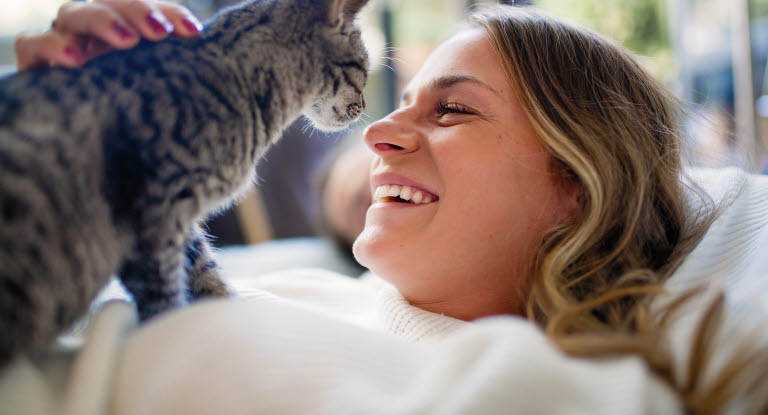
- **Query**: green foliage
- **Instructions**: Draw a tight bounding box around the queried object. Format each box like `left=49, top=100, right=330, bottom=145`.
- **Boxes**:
left=534, top=0, right=672, bottom=79
left=534, top=0, right=668, bottom=55
left=753, top=0, right=768, bottom=18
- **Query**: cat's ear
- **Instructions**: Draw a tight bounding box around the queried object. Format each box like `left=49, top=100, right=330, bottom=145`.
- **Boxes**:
left=324, top=0, right=370, bottom=29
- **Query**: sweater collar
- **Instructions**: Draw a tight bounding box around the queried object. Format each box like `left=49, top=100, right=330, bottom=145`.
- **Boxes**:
left=363, top=273, right=468, bottom=343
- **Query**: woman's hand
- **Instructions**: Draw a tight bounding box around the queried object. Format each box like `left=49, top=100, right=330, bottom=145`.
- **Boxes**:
left=14, top=0, right=204, bottom=70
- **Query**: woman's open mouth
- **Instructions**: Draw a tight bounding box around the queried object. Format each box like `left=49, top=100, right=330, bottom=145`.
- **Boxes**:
left=373, top=185, right=438, bottom=204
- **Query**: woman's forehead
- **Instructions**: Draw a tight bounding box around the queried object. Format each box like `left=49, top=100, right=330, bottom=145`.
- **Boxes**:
left=402, top=29, right=510, bottom=101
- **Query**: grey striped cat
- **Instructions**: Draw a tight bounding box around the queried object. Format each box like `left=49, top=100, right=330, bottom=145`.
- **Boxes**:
left=0, top=0, right=368, bottom=365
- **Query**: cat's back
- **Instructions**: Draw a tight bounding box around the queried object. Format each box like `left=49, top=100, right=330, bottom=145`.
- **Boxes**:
left=0, top=66, right=114, bottom=152
left=0, top=40, right=194, bottom=186
left=0, top=67, right=117, bottom=251
left=0, top=66, right=127, bottom=309
left=0, top=67, right=109, bottom=189
left=0, top=36, right=201, bottom=131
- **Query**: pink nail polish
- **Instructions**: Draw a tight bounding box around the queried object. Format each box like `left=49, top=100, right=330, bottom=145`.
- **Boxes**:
left=113, top=21, right=136, bottom=40
left=148, top=12, right=174, bottom=35
left=182, top=18, right=203, bottom=34
left=64, top=46, right=85, bottom=61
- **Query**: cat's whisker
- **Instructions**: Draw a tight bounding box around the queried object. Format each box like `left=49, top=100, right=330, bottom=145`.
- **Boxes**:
left=381, top=56, right=405, bottom=64
left=299, top=115, right=319, bottom=136
left=376, top=47, right=399, bottom=55
left=379, top=42, right=398, bottom=51
left=351, top=113, right=375, bottom=128
left=377, top=62, right=396, bottom=73
left=374, top=45, right=399, bottom=60
left=301, top=121, right=327, bottom=139
left=301, top=121, right=315, bottom=136
left=347, top=117, right=368, bottom=129
left=375, top=46, right=399, bottom=57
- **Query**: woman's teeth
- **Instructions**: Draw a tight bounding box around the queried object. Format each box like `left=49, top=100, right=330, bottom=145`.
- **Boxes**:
left=374, top=185, right=433, bottom=204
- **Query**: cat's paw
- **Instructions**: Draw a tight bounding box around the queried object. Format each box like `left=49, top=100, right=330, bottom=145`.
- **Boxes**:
left=189, top=274, right=232, bottom=299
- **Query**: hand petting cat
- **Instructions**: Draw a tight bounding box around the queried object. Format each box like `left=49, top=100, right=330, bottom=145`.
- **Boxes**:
left=15, top=0, right=203, bottom=70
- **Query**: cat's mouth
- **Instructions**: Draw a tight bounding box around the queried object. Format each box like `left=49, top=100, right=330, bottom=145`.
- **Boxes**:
left=306, top=94, right=366, bottom=131
left=333, top=94, right=365, bottom=121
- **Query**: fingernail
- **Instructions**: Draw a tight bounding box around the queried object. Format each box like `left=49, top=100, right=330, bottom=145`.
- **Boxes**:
left=64, top=46, right=86, bottom=61
left=113, top=21, right=137, bottom=40
left=147, top=11, right=174, bottom=35
left=182, top=17, right=203, bottom=34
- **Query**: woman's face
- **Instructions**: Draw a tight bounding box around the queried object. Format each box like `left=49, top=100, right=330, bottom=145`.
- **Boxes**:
left=353, top=29, right=577, bottom=320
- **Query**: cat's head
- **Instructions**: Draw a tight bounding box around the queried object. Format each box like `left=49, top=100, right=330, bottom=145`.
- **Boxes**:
left=300, top=0, right=370, bottom=131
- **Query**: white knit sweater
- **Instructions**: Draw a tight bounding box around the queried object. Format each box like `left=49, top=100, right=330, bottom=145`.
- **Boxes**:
left=0, top=269, right=680, bottom=415
left=231, top=269, right=469, bottom=343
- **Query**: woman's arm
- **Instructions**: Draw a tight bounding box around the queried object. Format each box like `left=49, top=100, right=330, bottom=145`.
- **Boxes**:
left=13, top=0, right=203, bottom=70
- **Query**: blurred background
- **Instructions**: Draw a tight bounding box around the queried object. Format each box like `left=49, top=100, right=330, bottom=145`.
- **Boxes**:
left=1, top=0, right=767, bottom=269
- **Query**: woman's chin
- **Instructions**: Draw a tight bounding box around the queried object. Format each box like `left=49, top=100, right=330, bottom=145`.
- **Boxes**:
left=352, top=228, right=402, bottom=277
left=351, top=237, right=368, bottom=269
left=351, top=228, right=380, bottom=271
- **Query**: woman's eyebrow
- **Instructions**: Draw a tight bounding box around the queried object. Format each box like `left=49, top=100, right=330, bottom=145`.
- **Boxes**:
left=400, top=74, right=501, bottom=104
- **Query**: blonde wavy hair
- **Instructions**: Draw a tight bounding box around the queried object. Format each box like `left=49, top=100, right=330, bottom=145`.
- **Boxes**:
left=470, top=6, right=767, bottom=414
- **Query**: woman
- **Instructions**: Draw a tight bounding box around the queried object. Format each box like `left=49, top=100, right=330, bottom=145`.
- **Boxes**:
left=8, top=1, right=767, bottom=414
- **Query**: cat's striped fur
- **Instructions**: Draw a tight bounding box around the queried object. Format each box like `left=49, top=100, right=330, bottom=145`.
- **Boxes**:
left=0, top=0, right=368, bottom=365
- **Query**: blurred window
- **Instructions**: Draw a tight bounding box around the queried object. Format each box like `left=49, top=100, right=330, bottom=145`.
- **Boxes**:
left=534, top=0, right=767, bottom=172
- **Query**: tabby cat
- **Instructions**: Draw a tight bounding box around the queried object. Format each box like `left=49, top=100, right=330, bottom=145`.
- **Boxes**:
left=0, top=0, right=369, bottom=365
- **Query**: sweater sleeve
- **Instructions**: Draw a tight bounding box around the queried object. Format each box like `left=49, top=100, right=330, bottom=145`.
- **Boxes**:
left=110, top=298, right=681, bottom=415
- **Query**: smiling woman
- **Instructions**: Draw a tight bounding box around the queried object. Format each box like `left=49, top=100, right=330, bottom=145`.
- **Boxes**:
left=355, top=28, right=579, bottom=320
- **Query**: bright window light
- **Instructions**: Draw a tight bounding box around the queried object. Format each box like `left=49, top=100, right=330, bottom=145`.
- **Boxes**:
left=0, top=1, right=63, bottom=36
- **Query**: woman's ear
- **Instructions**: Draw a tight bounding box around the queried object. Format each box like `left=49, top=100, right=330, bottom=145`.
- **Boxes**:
left=551, top=160, right=584, bottom=222
left=559, top=178, right=584, bottom=222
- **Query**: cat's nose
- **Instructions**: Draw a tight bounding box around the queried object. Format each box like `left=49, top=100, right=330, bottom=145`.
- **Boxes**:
left=361, top=94, right=366, bottom=110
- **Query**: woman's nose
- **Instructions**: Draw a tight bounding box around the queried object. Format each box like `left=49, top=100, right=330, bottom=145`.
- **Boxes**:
left=363, top=109, right=420, bottom=157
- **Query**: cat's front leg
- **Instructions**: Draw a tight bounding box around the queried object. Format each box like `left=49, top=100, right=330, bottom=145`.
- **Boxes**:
left=118, top=234, right=188, bottom=322
left=184, top=223, right=231, bottom=300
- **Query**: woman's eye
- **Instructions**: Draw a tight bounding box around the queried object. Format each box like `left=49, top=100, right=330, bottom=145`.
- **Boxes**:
left=435, top=101, right=475, bottom=117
